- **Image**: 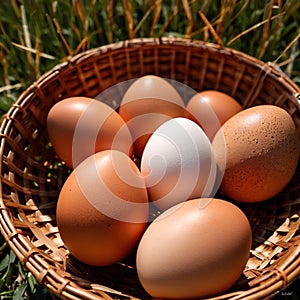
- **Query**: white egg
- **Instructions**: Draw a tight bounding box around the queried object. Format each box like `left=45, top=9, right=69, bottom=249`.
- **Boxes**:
left=141, top=117, right=217, bottom=211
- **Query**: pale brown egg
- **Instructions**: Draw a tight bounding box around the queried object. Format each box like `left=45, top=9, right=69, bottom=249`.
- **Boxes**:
left=136, top=198, right=252, bottom=299
left=118, top=75, right=186, bottom=157
left=56, top=150, right=149, bottom=266
left=186, top=90, right=242, bottom=141
left=47, top=97, right=133, bottom=168
left=212, top=105, right=300, bottom=202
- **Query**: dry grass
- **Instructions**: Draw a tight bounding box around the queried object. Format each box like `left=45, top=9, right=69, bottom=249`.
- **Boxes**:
left=0, top=0, right=299, bottom=114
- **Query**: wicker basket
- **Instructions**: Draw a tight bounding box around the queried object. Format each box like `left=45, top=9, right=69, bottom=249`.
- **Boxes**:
left=0, top=37, right=299, bottom=300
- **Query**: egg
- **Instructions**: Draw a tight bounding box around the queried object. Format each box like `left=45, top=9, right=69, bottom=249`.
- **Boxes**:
left=56, top=150, right=149, bottom=266
left=136, top=198, right=252, bottom=299
left=118, top=75, right=186, bottom=157
left=212, top=105, right=300, bottom=202
left=186, top=90, right=242, bottom=141
left=47, top=96, right=133, bottom=168
left=141, top=117, right=217, bottom=212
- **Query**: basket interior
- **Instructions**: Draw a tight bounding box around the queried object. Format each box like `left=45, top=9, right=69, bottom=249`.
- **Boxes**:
left=0, top=38, right=300, bottom=299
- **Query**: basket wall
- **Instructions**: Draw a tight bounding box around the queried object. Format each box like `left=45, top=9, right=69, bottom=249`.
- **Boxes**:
left=0, top=37, right=299, bottom=300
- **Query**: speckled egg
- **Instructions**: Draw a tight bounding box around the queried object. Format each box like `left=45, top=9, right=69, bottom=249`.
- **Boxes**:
left=212, top=105, right=300, bottom=202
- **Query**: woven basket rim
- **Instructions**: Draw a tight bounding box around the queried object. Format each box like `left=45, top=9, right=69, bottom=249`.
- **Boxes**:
left=17, top=37, right=300, bottom=104
left=0, top=37, right=300, bottom=300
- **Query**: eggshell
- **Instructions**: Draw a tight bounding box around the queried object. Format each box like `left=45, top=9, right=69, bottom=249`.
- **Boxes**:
left=47, top=97, right=133, bottom=168
left=186, top=90, right=242, bottom=140
left=141, top=117, right=217, bottom=211
left=136, top=198, right=252, bottom=299
left=212, top=105, right=300, bottom=202
left=56, top=150, right=149, bottom=266
left=118, top=75, right=186, bottom=157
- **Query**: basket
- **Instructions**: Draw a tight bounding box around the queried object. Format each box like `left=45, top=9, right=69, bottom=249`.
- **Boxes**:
left=0, top=37, right=299, bottom=300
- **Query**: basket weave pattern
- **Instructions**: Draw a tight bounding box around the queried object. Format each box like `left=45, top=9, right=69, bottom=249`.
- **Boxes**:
left=0, top=37, right=299, bottom=299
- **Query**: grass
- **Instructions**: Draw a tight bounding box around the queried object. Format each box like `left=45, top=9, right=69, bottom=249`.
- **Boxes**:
left=0, top=0, right=300, bottom=299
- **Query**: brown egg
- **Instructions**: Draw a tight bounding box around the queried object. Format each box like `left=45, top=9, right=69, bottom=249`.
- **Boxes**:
left=47, top=97, right=133, bottom=168
left=212, top=105, right=300, bottom=202
left=186, top=90, right=242, bottom=141
left=56, top=150, right=149, bottom=266
left=136, top=198, right=252, bottom=299
left=118, top=75, right=185, bottom=157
